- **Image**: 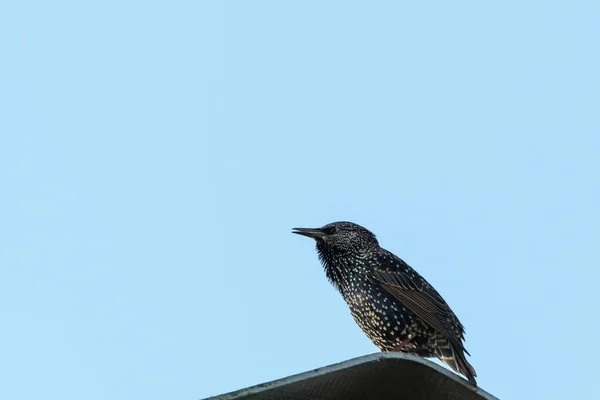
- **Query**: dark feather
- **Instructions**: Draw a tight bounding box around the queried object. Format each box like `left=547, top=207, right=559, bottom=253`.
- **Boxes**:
left=365, top=252, right=477, bottom=384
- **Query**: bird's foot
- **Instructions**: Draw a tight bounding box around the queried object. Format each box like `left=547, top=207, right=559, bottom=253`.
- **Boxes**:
left=391, top=334, right=414, bottom=352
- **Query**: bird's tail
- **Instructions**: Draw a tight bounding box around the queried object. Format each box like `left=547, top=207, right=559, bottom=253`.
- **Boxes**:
left=432, top=333, right=477, bottom=385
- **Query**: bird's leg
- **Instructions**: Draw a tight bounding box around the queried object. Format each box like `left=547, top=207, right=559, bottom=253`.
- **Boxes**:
left=391, top=333, right=414, bottom=352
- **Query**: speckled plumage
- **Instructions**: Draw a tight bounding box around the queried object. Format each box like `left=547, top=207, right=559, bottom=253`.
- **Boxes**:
left=293, top=221, right=477, bottom=385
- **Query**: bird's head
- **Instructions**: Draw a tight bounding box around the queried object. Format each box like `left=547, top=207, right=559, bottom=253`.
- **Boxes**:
left=292, top=221, right=379, bottom=260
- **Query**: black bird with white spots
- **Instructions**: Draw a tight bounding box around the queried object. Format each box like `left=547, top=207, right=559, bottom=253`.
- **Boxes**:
left=293, top=221, right=477, bottom=385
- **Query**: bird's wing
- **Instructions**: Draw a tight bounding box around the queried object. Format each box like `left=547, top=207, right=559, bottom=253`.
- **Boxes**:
left=365, top=254, right=467, bottom=350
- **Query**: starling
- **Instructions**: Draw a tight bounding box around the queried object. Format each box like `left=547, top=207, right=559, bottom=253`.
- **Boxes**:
left=292, top=221, right=477, bottom=385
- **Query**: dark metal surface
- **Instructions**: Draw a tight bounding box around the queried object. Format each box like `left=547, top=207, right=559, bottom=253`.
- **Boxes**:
left=204, top=352, right=498, bottom=400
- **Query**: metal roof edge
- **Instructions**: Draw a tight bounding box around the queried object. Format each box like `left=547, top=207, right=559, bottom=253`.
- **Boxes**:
left=204, top=352, right=499, bottom=400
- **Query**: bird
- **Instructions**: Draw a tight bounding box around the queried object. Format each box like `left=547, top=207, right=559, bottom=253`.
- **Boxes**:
left=292, top=221, right=477, bottom=385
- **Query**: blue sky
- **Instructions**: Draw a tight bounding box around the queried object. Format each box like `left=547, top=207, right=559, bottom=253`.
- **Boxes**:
left=1, top=1, right=599, bottom=399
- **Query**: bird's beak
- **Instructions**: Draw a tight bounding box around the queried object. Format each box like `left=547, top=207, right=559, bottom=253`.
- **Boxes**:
left=292, top=227, right=326, bottom=239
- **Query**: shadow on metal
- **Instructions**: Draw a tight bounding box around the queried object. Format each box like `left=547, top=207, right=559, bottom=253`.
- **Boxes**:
left=204, top=352, right=498, bottom=400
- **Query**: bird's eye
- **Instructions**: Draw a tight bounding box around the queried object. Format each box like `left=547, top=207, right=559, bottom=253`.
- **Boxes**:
left=324, top=226, right=337, bottom=235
